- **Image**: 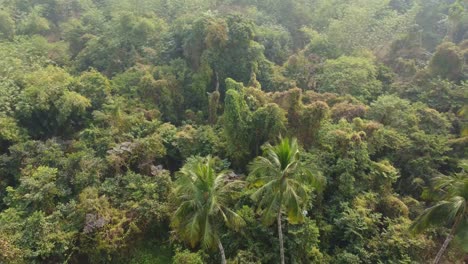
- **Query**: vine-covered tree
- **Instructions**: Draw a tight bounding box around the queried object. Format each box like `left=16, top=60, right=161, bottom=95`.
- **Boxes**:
left=0, top=0, right=465, bottom=262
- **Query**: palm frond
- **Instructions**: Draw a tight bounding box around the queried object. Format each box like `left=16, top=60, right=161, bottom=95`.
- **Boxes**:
left=248, top=137, right=324, bottom=226
left=248, top=156, right=280, bottom=180
left=411, top=197, right=466, bottom=233
left=186, top=212, right=202, bottom=248
left=219, top=205, right=246, bottom=230
left=455, top=219, right=468, bottom=251
left=201, top=214, right=215, bottom=249
left=294, top=166, right=326, bottom=192
left=283, top=184, right=303, bottom=224
left=260, top=191, right=282, bottom=225
left=250, top=179, right=280, bottom=203
left=171, top=155, right=245, bottom=249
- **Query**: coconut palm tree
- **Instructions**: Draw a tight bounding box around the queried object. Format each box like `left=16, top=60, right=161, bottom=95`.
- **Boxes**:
left=171, top=156, right=245, bottom=264
left=248, top=137, right=324, bottom=264
left=411, top=170, right=468, bottom=264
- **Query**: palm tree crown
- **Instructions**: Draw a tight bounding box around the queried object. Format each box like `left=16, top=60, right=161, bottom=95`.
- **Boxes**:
left=248, top=137, right=324, bottom=224
left=411, top=169, right=468, bottom=263
left=411, top=172, right=467, bottom=233
left=171, top=156, right=245, bottom=250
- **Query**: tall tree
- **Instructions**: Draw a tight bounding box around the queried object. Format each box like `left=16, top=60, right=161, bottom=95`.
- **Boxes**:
left=171, top=156, right=245, bottom=264
left=411, top=170, right=468, bottom=264
left=248, top=138, right=324, bottom=264
left=318, top=55, right=382, bottom=102
left=223, top=80, right=252, bottom=167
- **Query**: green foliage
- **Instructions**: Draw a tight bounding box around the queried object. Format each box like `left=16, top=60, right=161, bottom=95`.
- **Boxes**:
left=106, top=132, right=166, bottom=174
left=297, top=101, right=329, bottom=148
left=174, top=125, right=222, bottom=160
left=0, top=36, right=52, bottom=82
left=251, top=104, right=286, bottom=154
left=16, top=66, right=91, bottom=138
left=5, top=166, right=64, bottom=213
left=328, top=193, right=431, bottom=263
left=173, top=248, right=204, bottom=264
left=324, top=0, right=419, bottom=54
left=190, top=61, right=213, bottom=111
left=73, top=69, right=111, bottom=109
left=74, top=11, right=167, bottom=75
left=318, top=56, right=382, bottom=101
left=129, top=243, right=172, bottom=264
left=0, top=235, right=23, bottom=264
left=101, top=170, right=172, bottom=224
left=283, top=50, right=320, bottom=90
left=0, top=0, right=465, bottom=263
left=77, top=187, right=139, bottom=262
left=394, top=79, right=467, bottom=113
left=302, top=28, right=339, bottom=59
left=249, top=138, right=324, bottom=225
left=17, top=10, right=50, bottom=36
left=208, top=90, right=220, bottom=124
left=411, top=172, right=468, bottom=234
left=223, top=83, right=253, bottom=167
left=256, top=24, right=292, bottom=64
left=288, top=218, right=322, bottom=263
left=0, top=205, right=78, bottom=263
left=429, top=42, right=464, bottom=82
left=171, top=156, right=245, bottom=249
left=0, top=10, right=15, bottom=40
left=0, top=116, right=25, bottom=148
left=318, top=120, right=372, bottom=200
left=410, top=170, right=468, bottom=260
left=367, top=95, right=417, bottom=131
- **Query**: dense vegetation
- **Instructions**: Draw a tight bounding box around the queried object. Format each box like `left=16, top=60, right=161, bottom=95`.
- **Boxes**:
left=0, top=0, right=467, bottom=263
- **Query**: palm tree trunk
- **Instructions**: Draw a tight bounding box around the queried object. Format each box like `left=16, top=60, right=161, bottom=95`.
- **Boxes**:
left=433, top=234, right=454, bottom=264
left=433, top=216, right=462, bottom=264
left=218, top=239, right=226, bottom=264
left=277, top=210, right=285, bottom=264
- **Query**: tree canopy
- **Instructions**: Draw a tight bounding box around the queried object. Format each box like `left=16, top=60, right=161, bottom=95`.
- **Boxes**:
left=0, top=0, right=466, bottom=263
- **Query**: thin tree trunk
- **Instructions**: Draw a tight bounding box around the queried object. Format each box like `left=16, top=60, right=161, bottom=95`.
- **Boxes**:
left=255, top=130, right=259, bottom=156
left=218, top=239, right=226, bottom=264
left=277, top=210, right=285, bottom=264
left=433, top=234, right=454, bottom=264
left=215, top=71, right=219, bottom=92
left=433, top=216, right=462, bottom=264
